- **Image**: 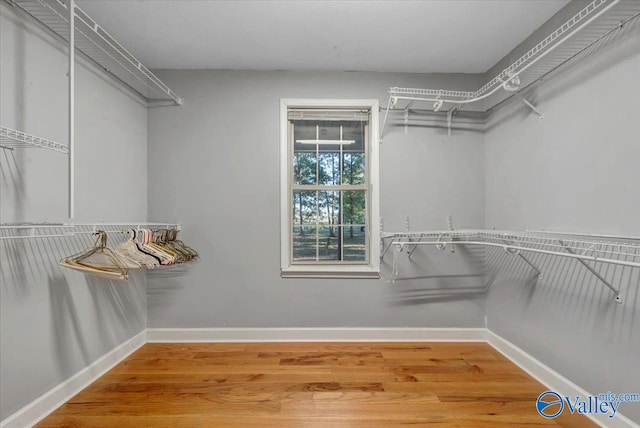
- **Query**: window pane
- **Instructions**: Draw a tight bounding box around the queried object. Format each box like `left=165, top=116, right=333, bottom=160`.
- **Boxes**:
left=343, top=190, right=366, bottom=225
left=318, top=191, right=340, bottom=226
left=293, top=226, right=317, bottom=261
left=318, top=152, right=340, bottom=185
left=293, top=152, right=317, bottom=185
left=342, top=153, right=365, bottom=185
left=294, top=120, right=365, bottom=152
left=293, top=121, right=320, bottom=142
left=342, top=120, right=365, bottom=153
left=292, top=191, right=317, bottom=226
left=318, top=225, right=340, bottom=261
left=318, top=121, right=340, bottom=140
left=343, top=226, right=366, bottom=261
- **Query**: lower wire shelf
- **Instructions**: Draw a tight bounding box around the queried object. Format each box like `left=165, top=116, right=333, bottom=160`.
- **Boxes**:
left=382, top=229, right=640, bottom=303
left=1, top=222, right=197, bottom=281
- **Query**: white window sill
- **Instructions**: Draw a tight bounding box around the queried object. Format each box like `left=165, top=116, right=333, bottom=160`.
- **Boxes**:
left=281, top=265, right=380, bottom=279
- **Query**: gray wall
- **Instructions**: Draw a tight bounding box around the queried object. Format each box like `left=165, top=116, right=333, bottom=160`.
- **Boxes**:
left=6, top=0, right=638, bottom=424
left=484, top=21, right=640, bottom=424
left=147, top=70, right=487, bottom=328
left=0, top=3, right=148, bottom=420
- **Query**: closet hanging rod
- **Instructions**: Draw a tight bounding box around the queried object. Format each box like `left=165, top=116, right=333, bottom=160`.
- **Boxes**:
left=0, top=233, right=76, bottom=240
left=0, top=222, right=181, bottom=240
left=383, top=229, right=640, bottom=245
left=391, top=240, right=640, bottom=269
left=0, top=222, right=180, bottom=229
left=382, top=229, right=640, bottom=261
left=0, top=225, right=73, bottom=229
left=526, top=229, right=640, bottom=241
left=61, top=222, right=180, bottom=228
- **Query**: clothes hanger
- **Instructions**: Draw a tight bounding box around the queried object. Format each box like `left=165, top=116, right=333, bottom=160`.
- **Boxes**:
left=148, top=229, right=183, bottom=263
left=60, top=231, right=140, bottom=280
left=156, top=229, right=191, bottom=262
left=116, top=229, right=161, bottom=269
left=167, top=229, right=199, bottom=260
left=128, top=229, right=164, bottom=265
left=137, top=228, right=174, bottom=265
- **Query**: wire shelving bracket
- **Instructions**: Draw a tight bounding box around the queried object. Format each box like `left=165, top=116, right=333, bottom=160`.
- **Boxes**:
left=513, top=93, right=544, bottom=121
left=559, top=240, right=621, bottom=303
left=500, top=238, right=543, bottom=278
left=9, top=0, right=183, bottom=105
left=0, top=126, right=68, bottom=153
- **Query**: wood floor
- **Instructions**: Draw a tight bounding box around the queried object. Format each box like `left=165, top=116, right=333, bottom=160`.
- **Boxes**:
left=37, top=342, right=597, bottom=427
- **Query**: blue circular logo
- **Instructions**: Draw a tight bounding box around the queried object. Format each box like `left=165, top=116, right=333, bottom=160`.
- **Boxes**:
left=537, top=391, right=564, bottom=419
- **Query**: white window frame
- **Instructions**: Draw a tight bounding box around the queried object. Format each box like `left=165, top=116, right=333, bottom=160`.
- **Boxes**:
left=280, top=98, right=380, bottom=278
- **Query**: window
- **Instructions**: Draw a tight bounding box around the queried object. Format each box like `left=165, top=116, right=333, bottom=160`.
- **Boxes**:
left=280, top=99, right=380, bottom=278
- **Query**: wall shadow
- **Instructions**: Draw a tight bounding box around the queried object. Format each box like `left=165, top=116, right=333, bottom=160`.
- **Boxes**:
left=1, top=226, right=148, bottom=415
left=486, top=245, right=639, bottom=345
left=381, top=241, right=487, bottom=304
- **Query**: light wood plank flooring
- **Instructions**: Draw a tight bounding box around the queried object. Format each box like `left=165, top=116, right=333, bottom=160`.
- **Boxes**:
left=37, top=342, right=597, bottom=427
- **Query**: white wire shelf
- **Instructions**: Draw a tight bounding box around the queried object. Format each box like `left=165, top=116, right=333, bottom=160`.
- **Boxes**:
left=383, top=0, right=640, bottom=130
left=382, top=229, right=640, bottom=303
left=0, top=126, right=69, bottom=153
left=10, top=0, right=182, bottom=105
left=0, top=222, right=181, bottom=240
left=1, top=222, right=194, bottom=280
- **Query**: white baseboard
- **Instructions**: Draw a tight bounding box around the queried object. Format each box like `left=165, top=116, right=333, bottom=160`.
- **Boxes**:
left=485, top=330, right=638, bottom=428
left=146, top=327, right=487, bottom=343
left=0, top=330, right=146, bottom=428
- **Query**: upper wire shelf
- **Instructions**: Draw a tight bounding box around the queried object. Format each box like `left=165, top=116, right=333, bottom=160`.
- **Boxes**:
left=383, top=0, right=640, bottom=122
left=0, top=126, right=68, bottom=153
left=9, top=0, right=182, bottom=105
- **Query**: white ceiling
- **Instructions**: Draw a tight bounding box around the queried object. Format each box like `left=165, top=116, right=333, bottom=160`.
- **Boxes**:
left=75, top=0, right=570, bottom=73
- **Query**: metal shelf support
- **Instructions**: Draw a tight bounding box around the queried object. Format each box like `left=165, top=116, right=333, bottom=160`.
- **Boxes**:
left=560, top=240, right=622, bottom=303
left=502, top=239, right=543, bottom=277
left=68, top=0, right=75, bottom=219
left=404, top=107, right=409, bottom=135
left=514, top=93, right=544, bottom=121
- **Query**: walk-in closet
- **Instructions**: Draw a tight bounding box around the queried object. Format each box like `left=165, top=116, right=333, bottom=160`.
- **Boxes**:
left=1, top=0, right=639, bottom=426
